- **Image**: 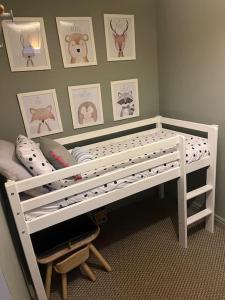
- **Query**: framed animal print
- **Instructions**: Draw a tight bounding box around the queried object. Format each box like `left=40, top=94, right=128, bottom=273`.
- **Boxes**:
left=68, top=84, right=104, bottom=129
left=2, top=17, right=51, bottom=72
left=111, top=79, right=139, bottom=121
left=17, top=89, right=63, bottom=138
left=104, top=14, right=136, bottom=61
left=56, top=17, right=97, bottom=68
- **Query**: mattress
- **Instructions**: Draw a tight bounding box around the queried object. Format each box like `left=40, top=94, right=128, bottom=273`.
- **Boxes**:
left=25, top=129, right=209, bottom=221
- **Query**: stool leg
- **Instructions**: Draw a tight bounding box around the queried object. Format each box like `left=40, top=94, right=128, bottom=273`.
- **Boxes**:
left=61, top=273, right=67, bottom=300
left=89, top=243, right=112, bottom=272
left=80, top=263, right=96, bottom=281
left=45, top=263, right=53, bottom=299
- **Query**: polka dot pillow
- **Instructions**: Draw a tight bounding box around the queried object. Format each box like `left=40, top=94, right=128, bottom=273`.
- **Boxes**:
left=16, top=135, right=73, bottom=190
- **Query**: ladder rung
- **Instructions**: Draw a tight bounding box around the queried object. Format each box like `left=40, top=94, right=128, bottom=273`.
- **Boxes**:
left=186, top=184, right=213, bottom=201
left=187, top=209, right=212, bottom=226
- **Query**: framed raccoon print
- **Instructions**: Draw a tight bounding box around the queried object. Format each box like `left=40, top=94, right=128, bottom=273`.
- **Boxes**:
left=111, top=79, right=139, bottom=121
left=68, top=83, right=104, bottom=129
left=56, top=17, right=97, bottom=68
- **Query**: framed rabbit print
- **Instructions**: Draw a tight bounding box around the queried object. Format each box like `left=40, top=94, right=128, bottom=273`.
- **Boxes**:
left=68, top=84, right=104, bottom=129
left=111, top=79, right=139, bottom=121
left=56, top=17, right=97, bottom=68
left=17, top=89, right=63, bottom=138
left=2, top=17, right=51, bottom=72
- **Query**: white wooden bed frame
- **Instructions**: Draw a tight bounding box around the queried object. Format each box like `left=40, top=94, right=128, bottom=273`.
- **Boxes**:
left=4, top=116, right=218, bottom=300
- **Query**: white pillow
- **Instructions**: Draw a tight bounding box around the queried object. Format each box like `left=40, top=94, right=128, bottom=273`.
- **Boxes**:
left=16, top=135, right=73, bottom=190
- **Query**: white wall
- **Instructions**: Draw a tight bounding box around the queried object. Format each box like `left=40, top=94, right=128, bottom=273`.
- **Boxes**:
left=0, top=199, right=30, bottom=300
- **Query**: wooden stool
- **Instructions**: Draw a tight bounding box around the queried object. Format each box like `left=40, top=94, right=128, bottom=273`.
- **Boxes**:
left=54, top=246, right=96, bottom=300
left=36, top=226, right=112, bottom=299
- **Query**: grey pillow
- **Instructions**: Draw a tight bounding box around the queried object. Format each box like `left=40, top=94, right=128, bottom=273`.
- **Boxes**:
left=0, top=140, right=49, bottom=196
left=0, top=140, right=32, bottom=181
left=39, top=137, right=77, bottom=169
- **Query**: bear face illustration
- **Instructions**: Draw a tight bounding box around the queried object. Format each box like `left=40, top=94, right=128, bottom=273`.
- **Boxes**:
left=65, top=33, right=89, bottom=64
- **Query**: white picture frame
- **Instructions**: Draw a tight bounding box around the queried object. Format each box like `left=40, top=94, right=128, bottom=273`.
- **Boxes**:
left=2, top=17, right=51, bottom=72
left=56, top=17, right=97, bottom=68
left=111, top=79, right=140, bottom=121
left=104, top=14, right=136, bottom=61
left=68, top=83, right=104, bottom=129
left=17, top=89, right=63, bottom=138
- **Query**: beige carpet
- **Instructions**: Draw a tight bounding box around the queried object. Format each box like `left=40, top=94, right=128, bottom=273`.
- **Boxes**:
left=50, top=195, right=225, bottom=300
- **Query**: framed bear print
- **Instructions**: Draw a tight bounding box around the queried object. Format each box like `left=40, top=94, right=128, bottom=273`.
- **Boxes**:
left=2, top=17, right=51, bottom=72
left=17, top=89, right=63, bottom=138
left=104, top=14, right=136, bottom=61
left=111, top=79, right=139, bottom=121
left=56, top=17, right=97, bottom=68
left=68, top=84, right=104, bottom=129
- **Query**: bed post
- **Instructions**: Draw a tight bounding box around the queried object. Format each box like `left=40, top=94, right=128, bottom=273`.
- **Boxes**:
left=177, top=136, right=188, bottom=248
left=5, top=181, right=47, bottom=300
left=205, top=125, right=218, bottom=233
left=156, top=116, right=165, bottom=199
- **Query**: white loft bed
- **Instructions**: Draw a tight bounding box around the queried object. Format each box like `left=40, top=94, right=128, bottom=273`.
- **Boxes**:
left=4, top=116, right=218, bottom=300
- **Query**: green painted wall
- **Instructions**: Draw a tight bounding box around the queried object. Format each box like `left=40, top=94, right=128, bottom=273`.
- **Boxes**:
left=156, top=0, right=225, bottom=219
left=0, top=0, right=159, bottom=142
left=0, top=1, right=159, bottom=299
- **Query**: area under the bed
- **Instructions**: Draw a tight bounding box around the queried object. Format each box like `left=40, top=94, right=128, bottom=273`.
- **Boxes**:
left=25, top=129, right=209, bottom=221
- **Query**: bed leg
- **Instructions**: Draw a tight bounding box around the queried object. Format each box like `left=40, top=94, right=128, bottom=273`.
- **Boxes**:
left=5, top=183, right=48, bottom=300
left=205, top=126, right=218, bottom=233
left=177, top=136, right=188, bottom=248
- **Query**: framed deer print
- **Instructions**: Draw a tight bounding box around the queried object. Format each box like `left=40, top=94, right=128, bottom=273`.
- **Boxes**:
left=111, top=79, right=139, bottom=121
left=2, top=17, right=51, bottom=72
left=56, top=17, right=97, bottom=68
left=104, top=14, right=136, bottom=61
left=68, top=84, right=104, bottom=129
left=17, top=89, right=63, bottom=138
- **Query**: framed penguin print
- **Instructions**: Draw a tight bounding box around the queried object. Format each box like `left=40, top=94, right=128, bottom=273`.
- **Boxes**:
left=68, top=83, right=104, bottom=129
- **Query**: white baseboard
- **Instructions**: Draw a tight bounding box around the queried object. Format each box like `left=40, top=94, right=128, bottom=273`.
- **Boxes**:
left=191, top=202, right=225, bottom=229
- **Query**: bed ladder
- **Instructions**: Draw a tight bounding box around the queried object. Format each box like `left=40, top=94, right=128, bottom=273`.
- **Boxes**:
left=177, top=126, right=218, bottom=248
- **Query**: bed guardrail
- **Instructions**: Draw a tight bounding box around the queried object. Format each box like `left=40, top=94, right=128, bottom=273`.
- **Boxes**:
left=5, top=135, right=184, bottom=233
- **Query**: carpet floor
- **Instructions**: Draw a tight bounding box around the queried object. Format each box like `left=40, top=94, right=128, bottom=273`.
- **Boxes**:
left=50, top=195, right=225, bottom=300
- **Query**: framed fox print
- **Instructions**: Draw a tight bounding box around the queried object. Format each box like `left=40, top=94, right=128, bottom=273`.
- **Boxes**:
left=111, top=79, right=139, bottom=121
left=68, top=84, right=104, bottom=129
left=2, top=17, right=51, bottom=72
left=17, top=89, right=63, bottom=138
left=104, top=14, right=136, bottom=61
left=56, top=17, right=97, bottom=68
